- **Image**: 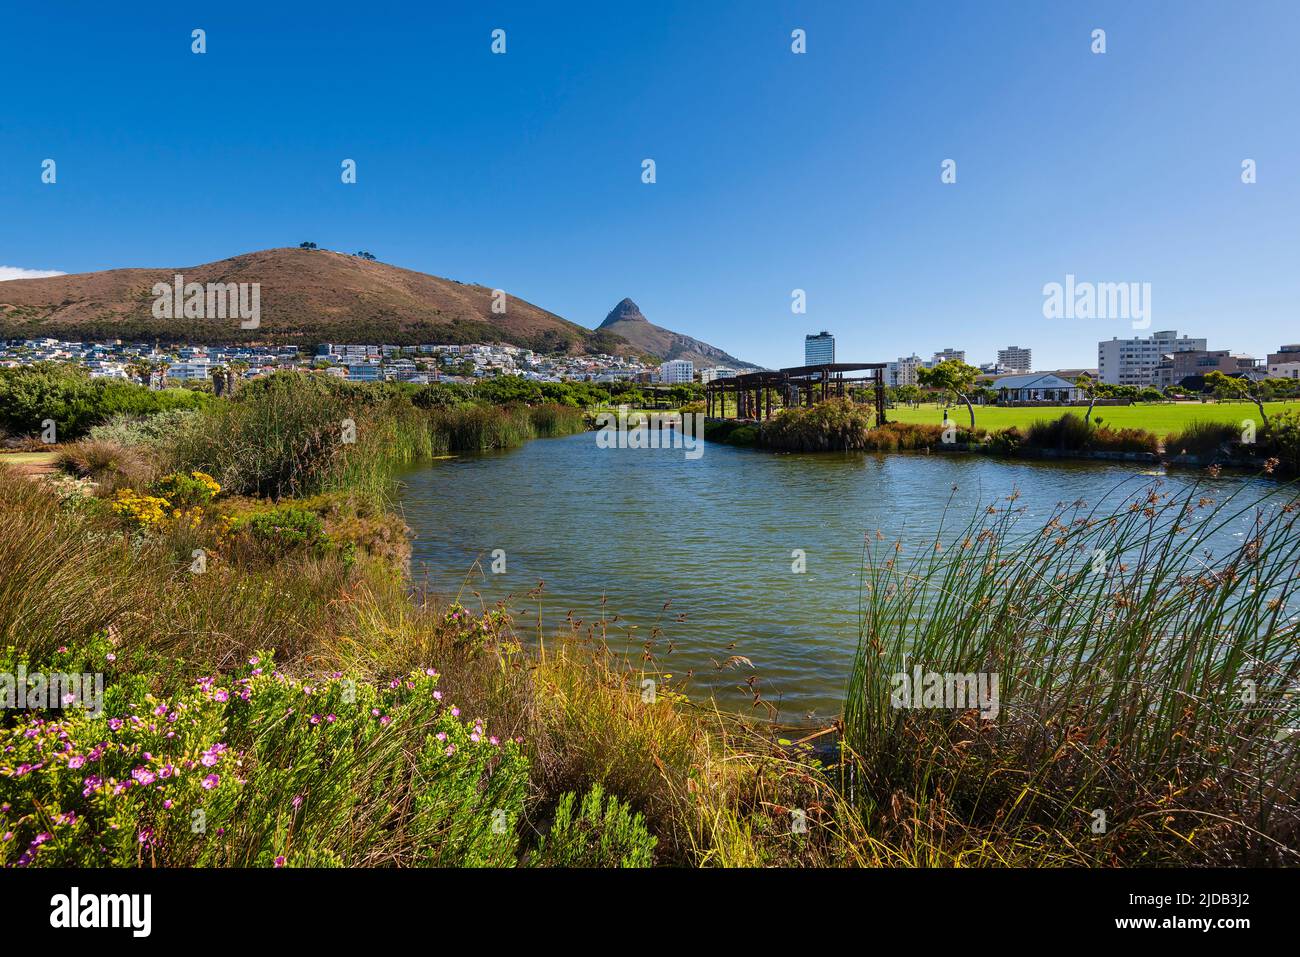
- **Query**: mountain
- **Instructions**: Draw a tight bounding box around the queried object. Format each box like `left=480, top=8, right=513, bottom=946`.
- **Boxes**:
left=0, top=248, right=596, bottom=353
left=596, top=298, right=758, bottom=369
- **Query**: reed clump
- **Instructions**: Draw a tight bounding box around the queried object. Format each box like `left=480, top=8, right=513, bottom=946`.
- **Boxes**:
left=845, top=479, right=1300, bottom=865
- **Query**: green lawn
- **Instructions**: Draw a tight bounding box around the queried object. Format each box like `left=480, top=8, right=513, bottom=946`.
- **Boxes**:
left=887, top=401, right=1295, bottom=437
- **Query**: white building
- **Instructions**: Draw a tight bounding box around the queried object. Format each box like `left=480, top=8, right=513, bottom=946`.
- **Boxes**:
left=1098, top=330, right=1206, bottom=386
left=996, top=346, right=1032, bottom=373
left=931, top=347, right=966, bottom=365
left=1268, top=361, right=1300, bottom=380
left=886, top=355, right=922, bottom=387
left=168, top=359, right=212, bottom=381
left=993, top=373, right=1083, bottom=403
left=657, top=359, right=695, bottom=384
left=699, top=366, right=738, bottom=383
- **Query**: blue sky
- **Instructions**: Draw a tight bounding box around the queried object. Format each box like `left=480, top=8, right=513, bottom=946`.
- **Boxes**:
left=2, top=0, right=1296, bottom=369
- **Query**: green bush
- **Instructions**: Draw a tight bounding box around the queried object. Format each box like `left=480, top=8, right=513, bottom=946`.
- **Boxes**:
left=763, top=398, right=876, bottom=451
left=530, top=784, right=657, bottom=868
left=0, top=364, right=207, bottom=440
left=234, top=507, right=327, bottom=554
left=1023, top=413, right=1157, bottom=455
left=88, top=410, right=200, bottom=448
left=1165, top=420, right=1243, bottom=458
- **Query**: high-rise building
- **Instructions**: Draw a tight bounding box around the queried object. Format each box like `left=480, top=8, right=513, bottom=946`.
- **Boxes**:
left=931, top=348, right=966, bottom=365
left=804, top=331, right=835, bottom=365
left=996, top=346, right=1032, bottom=373
left=1098, top=331, right=1205, bottom=386
left=657, top=359, right=695, bottom=384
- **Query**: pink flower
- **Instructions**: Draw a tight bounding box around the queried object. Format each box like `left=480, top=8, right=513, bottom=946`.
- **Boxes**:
left=202, top=774, right=219, bottom=790
left=292, top=795, right=303, bottom=809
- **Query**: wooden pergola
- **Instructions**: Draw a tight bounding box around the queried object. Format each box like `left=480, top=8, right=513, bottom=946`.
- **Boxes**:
left=704, top=362, right=888, bottom=424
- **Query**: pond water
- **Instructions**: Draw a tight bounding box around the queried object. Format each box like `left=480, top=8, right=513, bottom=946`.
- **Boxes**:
left=397, top=433, right=1274, bottom=722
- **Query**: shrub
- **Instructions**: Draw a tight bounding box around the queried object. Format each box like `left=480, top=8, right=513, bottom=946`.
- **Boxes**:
left=530, top=783, right=657, bottom=867
left=0, top=653, right=527, bottom=867
left=232, top=507, right=327, bottom=557
left=55, top=439, right=154, bottom=493
left=88, top=410, right=200, bottom=449
left=1262, top=410, right=1300, bottom=476
left=1023, top=413, right=1157, bottom=455
left=150, top=471, right=221, bottom=508
left=1165, top=420, right=1243, bottom=458
left=0, top=364, right=207, bottom=440
left=110, top=489, right=175, bottom=530
left=1024, top=413, right=1094, bottom=451
left=164, top=372, right=429, bottom=500
left=763, top=398, right=875, bottom=451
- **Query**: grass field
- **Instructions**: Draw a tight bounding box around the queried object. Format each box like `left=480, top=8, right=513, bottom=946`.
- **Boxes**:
left=887, top=400, right=1295, bottom=437
left=0, top=451, right=58, bottom=466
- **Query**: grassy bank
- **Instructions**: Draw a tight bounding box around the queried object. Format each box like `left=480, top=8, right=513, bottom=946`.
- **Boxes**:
left=706, top=398, right=1300, bottom=475
left=889, top=400, right=1295, bottom=436
left=2, top=375, right=1297, bottom=867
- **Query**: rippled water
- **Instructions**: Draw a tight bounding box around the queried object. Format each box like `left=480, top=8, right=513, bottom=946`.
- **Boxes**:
left=397, top=433, right=1273, bottom=722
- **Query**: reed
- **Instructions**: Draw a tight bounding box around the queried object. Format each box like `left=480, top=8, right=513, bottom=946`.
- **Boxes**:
left=845, top=477, right=1300, bottom=864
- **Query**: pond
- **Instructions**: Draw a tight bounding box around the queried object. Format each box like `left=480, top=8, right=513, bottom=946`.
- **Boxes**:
left=397, top=433, right=1275, bottom=722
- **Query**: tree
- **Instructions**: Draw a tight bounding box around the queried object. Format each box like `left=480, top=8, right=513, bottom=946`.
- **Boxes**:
left=894, top=383, right=923, bottom=407
left=917, top=359, right=981, bottom=429
left=299, top=241, right=318, bottom=250
left=1075, top=374, right=1100, bottom=425
left=1205, top=371, right=1268, bottom=424
left=354, top=251, right=377, bottom=261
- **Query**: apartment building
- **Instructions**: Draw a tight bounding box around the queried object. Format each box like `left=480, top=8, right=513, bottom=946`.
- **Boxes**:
left=1098, top=331, right=1205, bottom=386
left=1159, top=350, right=1259, bottom=388
left=886, top=354, right=922, bottom=388
left=657, top=359, right=695, bottom=384
left=996, top=345, right=1032, bottom=373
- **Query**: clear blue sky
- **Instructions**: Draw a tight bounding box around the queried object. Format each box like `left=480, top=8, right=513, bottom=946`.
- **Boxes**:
left=2, top=1, right=1296, bottom=369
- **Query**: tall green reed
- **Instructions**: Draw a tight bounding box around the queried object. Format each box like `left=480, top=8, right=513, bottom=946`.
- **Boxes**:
left=845, top=476, right=1300, bottom=863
